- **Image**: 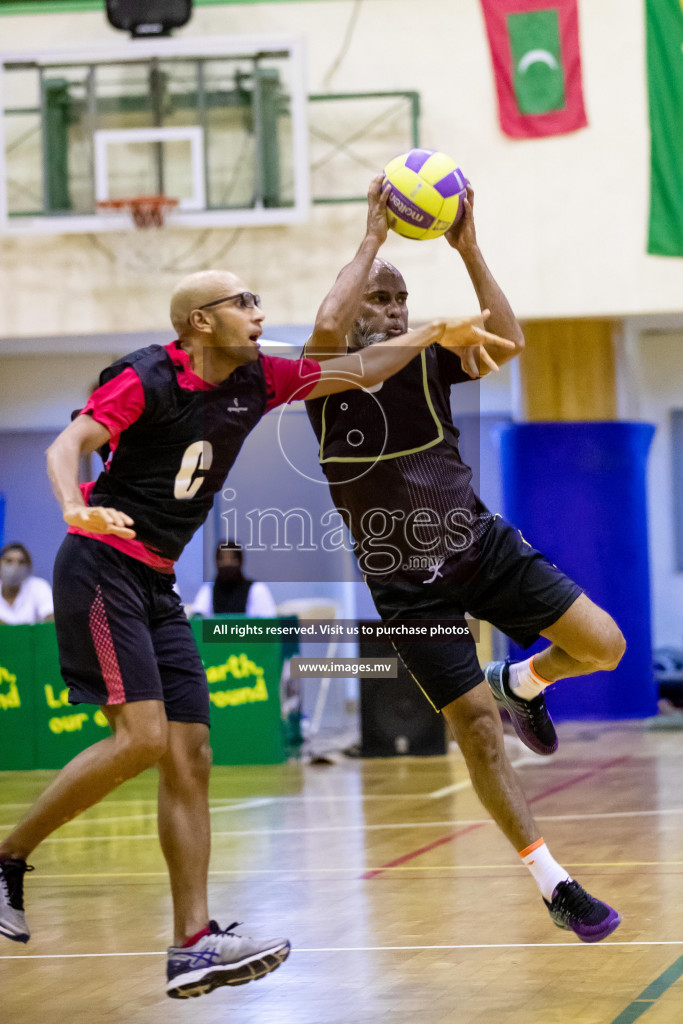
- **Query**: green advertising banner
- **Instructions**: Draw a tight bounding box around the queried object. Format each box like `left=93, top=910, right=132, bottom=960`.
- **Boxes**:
left=0, top=625, right=40, bottom=769
left=646, top=0, right=683, bottom=257
left=0, top=624, right=120, bottom=769
left=190, top=619, right=285, bottom=766
left=32, top=622, right=112, bottom=766
left=0, top=621, right=287, bottom=770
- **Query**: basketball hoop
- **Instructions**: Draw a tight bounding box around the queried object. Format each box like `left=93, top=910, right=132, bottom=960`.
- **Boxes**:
left=94, top=194, right=187, bottom=273
left=92, top=194, right=240, bottom=275
left=96, top=194, right=179, bottom=228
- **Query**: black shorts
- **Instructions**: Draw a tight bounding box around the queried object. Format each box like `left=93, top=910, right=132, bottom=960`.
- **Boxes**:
left=367, top=515, right=582, bottom=712
left=53, top=534, right=210, bottom=725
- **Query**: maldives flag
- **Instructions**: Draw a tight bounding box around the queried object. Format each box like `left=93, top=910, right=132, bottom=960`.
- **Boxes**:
left=480, top=0, right=588, bottom=139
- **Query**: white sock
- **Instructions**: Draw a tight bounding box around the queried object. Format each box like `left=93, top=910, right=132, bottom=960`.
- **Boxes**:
left=509, top=657, right=552, bottom=701
left=519, top=838, right=571, bottom=902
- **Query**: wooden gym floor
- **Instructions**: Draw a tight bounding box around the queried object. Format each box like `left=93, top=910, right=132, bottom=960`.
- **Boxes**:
left=1, top=721, right=682, bottom=1024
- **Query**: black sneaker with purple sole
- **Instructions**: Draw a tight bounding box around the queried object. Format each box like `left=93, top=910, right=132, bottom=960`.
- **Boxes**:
left=544, top=879, right=621, bottom=942
left=484, top=660, right=558, bottom=756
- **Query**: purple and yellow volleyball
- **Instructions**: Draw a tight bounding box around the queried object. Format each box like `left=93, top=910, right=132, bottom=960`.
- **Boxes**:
left=383, top=149, right=468, bottom=241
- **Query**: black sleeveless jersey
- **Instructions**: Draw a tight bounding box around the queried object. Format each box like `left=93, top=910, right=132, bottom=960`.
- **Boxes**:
left=306, top=344, right=494, bottom=582
left=88, top=345, right=268, bottom=561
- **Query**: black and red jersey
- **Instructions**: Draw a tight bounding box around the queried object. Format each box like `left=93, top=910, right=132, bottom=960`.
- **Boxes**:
left=306, top=344, right=493, bottom=582
left=72, top=341, right=320, bottom=564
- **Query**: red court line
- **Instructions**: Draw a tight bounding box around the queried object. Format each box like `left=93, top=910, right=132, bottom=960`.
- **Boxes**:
left=524, top=755, right=631, bottom=804
left=361, top=755, right=630, bottom=880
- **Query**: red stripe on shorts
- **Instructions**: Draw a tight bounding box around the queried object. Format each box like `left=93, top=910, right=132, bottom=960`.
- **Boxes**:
left=88, top=585, right=126, bottom=704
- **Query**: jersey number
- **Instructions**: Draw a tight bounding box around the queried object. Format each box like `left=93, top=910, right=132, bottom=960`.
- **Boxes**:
left=174, top=441, right=214, bottom=500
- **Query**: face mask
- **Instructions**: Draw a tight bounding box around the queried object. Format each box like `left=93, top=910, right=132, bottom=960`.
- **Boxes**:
left=0, top=563, right=29, bottom=588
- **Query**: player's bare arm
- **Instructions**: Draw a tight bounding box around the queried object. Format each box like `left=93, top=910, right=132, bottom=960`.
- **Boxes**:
left=46, top=414, right=136, bottom=539
left=305, top=174, right=390, bottom=360
left=444, top=184, right=525, bottom=378
left=305, top=316, right=515, bottom=399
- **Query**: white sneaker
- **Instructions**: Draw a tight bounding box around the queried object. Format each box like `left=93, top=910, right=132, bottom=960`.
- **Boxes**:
left=0, top=857, right=33, bottom=943
left=166, top=920, right=291, bottom=999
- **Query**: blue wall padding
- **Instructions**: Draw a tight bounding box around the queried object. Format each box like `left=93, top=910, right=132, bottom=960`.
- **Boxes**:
left=499, top=422, right=657, bottom=720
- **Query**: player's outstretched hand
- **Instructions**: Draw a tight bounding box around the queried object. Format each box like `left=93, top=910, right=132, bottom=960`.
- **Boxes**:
left=433, top=310, right=516, bottom=374
left=366, top=173, right=390, bottom=246
left=63, top=503, right=136, bottom=539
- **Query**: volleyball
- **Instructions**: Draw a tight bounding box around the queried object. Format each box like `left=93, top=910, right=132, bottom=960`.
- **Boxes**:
left=383, top=149, right=468, bottom=241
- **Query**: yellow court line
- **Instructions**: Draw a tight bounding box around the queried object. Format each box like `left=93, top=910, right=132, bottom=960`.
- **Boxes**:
left=30, top=807, right=683, bottom=840
left=0, top=795, right=460, bottom=817
left=28, top=860, right=683, bottom=879
left=0, top=798, right=284, bottom=807
left=0, top=797, right=275, bottom=831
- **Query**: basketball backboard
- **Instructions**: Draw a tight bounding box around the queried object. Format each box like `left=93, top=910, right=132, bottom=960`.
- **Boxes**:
left=0, top=34, right=309, bottom=235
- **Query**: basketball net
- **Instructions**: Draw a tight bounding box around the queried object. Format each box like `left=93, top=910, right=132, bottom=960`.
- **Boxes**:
left=94, top=196, right=242, bottom=275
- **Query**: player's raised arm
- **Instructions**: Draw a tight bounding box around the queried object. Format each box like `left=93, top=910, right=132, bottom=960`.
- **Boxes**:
left=305, top=174, right=390, bottom=361
left=46, top=415, right=136, bottom=538
left=304, top=316, right=516, bottom=399
left=444, top=184, right=525, bottom=378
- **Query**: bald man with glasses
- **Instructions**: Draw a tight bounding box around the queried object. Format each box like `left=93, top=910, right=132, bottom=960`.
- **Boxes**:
left=0, top=177, right=514, bottom=1001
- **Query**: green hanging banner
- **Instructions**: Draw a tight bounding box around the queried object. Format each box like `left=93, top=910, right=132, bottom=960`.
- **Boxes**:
left=646, top=0, right=683, bottom=257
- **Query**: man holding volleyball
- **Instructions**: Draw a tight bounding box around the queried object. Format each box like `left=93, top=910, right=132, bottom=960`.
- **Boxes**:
left=305, top=181, right=624, bottom=943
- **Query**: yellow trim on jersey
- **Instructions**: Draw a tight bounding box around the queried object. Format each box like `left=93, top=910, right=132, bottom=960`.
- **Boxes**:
left=361, top=571, right=439, bottom=711
left=318, top=348, right=444, bottom=464
left=401, top=656, right=440, bottom=712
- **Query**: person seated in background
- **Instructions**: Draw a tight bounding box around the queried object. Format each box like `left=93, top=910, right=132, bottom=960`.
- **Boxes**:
left=190, top=541, right=277, bottom=617
left=0, top=543, right=54, bottom=624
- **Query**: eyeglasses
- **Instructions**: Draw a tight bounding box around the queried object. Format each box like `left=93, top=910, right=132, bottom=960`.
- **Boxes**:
left=197, top=291, right=262, bottom=311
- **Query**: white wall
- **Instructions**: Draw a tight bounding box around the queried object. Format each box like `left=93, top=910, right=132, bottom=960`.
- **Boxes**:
left=0, top=0, right=681, bottom=341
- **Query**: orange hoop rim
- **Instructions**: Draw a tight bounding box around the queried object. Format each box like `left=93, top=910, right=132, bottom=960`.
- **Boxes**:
left=96, top=195, right=179, bottom=228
